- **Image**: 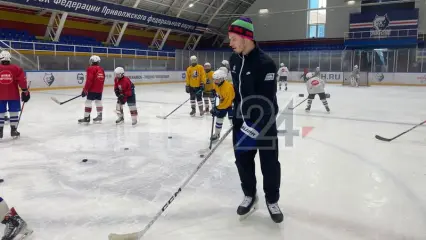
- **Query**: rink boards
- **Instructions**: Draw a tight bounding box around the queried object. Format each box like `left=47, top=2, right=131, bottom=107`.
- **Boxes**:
left=287, top=71, right=426, bottom=86
left=26, top=70, right=426, bottom=90
left=27, top=70, right=187, bottom=90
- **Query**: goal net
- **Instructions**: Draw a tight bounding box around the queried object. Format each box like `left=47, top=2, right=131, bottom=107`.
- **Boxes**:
left=342, top=71, right=369, bottom=86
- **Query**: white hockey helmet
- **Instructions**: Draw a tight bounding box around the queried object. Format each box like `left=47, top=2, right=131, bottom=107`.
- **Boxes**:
left=213, top=69, right=227, bottom=82
left=280, top=63, right=284, bottom=67
left=354, top=65, right=358, bottom=69
left=204, top=62, right=211, bottom=68
left=114, top=67, right=125, bottom=78
left=316, top=66, right=320, bottom=71
left=90, top=55, right=101, bottom=64
left=306, top=72, right=314, bottom=79
left=221, top=60, right=229, bottom=66
left=0, top=50, right=11, bottom=62
left=190, top=55, right=197, bottom=64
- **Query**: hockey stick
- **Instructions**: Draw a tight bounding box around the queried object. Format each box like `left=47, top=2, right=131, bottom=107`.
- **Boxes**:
left=108, top=127, right=233, bottom=240
left=288, top=98, right=308, bottom=110
left=156, top=89, right=203, bottom=119
left=51, top=94, right=81, bottom=105
left=208, top=97, right=217, bottom=150
left=16, top=81, right=32, bottom=129
left=156, top=97, right=190, bottom=119
left=375, top=120, right=426, bottom=142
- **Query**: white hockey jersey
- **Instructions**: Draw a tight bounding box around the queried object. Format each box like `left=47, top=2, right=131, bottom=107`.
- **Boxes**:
left=351, top=68, right=360, bottom=78
left=277, top=66, right=289, bottom=77
left=306, top=76, right=325, bottom=94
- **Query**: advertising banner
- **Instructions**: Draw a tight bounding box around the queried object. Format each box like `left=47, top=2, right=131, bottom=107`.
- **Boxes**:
left=28, top=71, right=186, bottom=89
left=4, top=0, right=207, bottom=34
left=349, top=9, right=419, bottom=38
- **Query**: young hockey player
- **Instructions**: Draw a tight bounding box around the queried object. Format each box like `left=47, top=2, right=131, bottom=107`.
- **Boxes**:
left=0, top=197, right=32, bottom=240
left=305, top=72, right=330, bottom=113
left=277, top=63, right=289, bottom=91
left=220, top=60, right=232, bottom=83
left=0, top=50, right=30, bottom=139
left=351, top=65, right=360, bottom=87
left=114, top=67, right=138, bottom=125
left=78, top=55, right=105, bottom=124
left=210, top=69, right=235, bottom=141
left=203, top=62, right=215, bottom=113
left=185, top=55, right=206, bottom=116
left=301, top=68, right=309, bottom=82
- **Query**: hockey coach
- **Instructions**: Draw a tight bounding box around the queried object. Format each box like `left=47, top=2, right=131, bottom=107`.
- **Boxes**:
left=228, top=17, right=283, bottom=223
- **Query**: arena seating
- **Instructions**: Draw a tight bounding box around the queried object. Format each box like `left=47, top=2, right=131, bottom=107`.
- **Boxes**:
left=0, top=28, right=176, bottom=52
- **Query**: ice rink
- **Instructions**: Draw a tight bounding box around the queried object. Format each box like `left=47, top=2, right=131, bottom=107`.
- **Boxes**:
left=1, top=82, right=425, bottom=240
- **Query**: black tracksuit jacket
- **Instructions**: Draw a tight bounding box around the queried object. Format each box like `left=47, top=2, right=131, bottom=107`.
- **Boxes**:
left=229, top=45, right=279, bottom=131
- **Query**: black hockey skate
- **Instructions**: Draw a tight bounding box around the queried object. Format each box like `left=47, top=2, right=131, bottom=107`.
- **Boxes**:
left=93, top=113, right=102, bottom=124
left=305, top=105, right=311, bottom=112
left=1, top=208, right=32, bottom=240
left=78, top=116, right=90, bottom=125
left=237, top=195, right=258, bottom=221
left=10, top=126, right=19, bottom=139
left=266, top=202, right=284, bottom=223
left=189, top=108, right=196, bottom=117
left=132, top=119, right=137, bottom=126
left=0, top=127, right=3, bottom=139
left=210, top=133, right=220, bottom=142
left=325, top=106, right=330, bottom=113
left=116, top=116, right=124, bottom=125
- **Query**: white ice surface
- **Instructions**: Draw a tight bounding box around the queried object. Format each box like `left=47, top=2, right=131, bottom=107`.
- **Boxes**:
left=1, top=83, right=426, bottom=240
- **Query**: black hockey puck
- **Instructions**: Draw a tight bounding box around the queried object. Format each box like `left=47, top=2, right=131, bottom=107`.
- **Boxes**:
left=199, top=154, right=205, bottom=158
left=124, top=148, right=129, bottom=150
left=168, top=136, right=172, bottom=139
left=0, top=179, right=3, bottom=183
left=298, top=93, right=305, bottom=97
left=326, top=93, right=331, bottom=98
left=82, top=159, right=88, bottom=162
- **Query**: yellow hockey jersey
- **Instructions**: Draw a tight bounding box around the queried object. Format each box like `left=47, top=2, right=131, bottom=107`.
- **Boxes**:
left=214, top=80, right=235, bottom=110
left=204, top=70, right=215, bottom=92
left=186, top=64, right=206, bottom=87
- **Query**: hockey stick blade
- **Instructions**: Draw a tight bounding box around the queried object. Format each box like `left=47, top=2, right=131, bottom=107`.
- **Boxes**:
left=156, top=115, right=166, bottom=119
left=374, top=135, right=392, bottom=142
left=51, top=97, right=61, bottom=105
left=374, top=120, right=426, bottom=142
left=108, top=127, right=233, bottom=240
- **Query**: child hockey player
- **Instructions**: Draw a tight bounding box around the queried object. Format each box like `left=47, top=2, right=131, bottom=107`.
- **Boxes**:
left=277, top=63, right=289, bottom=91
left=210, top=69, right=235, bottom=141
left=114, top=67, right=138, bottom=125
left=185, top=56, right=206, bottom=117
left=305, top=72, right=330, bottom=113
left=203, top=62, right=215, bottom=113
left=0, top=197, right=32, bottom=240
left=351, top=65, right=360, bottom=87
left=78, top=55, right=105, bottom=124
left=0, top=50, right=30, bottom=139
left=220, top=60, right=232, bottom=83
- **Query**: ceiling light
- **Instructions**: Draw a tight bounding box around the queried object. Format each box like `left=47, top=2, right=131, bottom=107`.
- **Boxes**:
left=189, top=3, right=194, bottom=7
left=259, top=9, right=269, bottom=14
left=347, top=0, right=356, bottom=5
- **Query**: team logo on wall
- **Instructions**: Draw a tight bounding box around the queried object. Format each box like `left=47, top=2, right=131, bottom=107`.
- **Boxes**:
left=375, top=73, right=385, bottom=82
left=371, top=14, right=391, bottom=37
left=77, top=73, right=84, bottom=84
left=43, top=73, right=55, bottom=87
left=181, top=73, right=186, bottom=79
